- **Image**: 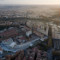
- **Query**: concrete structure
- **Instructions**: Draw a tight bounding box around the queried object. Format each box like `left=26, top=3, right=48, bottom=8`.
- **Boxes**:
left=26, top=31, right=32, bottom=37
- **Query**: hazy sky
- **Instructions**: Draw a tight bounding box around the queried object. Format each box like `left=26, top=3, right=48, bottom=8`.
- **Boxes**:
left=0, top=0, right=60, bottom=5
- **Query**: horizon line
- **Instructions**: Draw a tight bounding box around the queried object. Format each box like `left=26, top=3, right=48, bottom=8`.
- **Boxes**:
left=0, top=4, right=60, bottom=6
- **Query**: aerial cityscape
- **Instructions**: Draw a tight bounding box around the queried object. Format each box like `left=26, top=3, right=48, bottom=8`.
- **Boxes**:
left=0, top=0, right=60, bottom=60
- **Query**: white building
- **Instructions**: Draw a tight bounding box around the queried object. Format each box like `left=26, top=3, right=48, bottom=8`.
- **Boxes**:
left=26, top=31, right=32, bottom=37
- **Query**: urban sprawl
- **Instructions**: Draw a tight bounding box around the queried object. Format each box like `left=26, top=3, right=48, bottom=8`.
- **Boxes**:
left=0, top=19, right=60, bottom=60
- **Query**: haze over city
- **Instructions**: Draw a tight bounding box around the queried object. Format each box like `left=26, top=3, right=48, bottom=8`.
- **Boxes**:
left=0, top=0, right=60, bottom=5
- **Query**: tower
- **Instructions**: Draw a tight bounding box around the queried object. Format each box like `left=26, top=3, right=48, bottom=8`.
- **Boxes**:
left=47, top=25, right=53, bottom=60
left=48, top=25, right=53, bottom=48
